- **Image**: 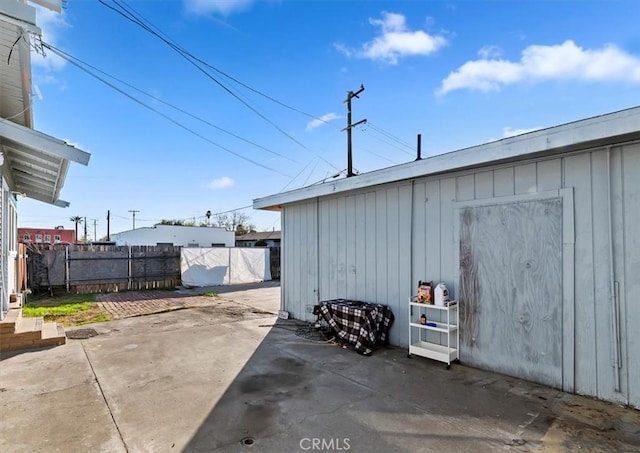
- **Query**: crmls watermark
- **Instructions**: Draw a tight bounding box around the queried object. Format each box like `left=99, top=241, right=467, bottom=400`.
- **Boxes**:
left=299, top=438, right=351, bottom=451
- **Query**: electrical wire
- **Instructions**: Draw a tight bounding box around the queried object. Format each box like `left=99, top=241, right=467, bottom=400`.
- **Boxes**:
left=98, top=0, right=340, bottom=172
left=108, top=0, right=336, bottom=127
left=47, top=45, right=295, bottom=163
left=43, top=43, right=291, bottom=177
left=362, top=127, right=416, bottom=157
left=362, top=149, right=401, bottom=165
left=367, top=122, right=415, bottom=151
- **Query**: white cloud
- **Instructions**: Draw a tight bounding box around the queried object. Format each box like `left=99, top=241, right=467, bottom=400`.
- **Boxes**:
left=335, top=12, right=447, bottom=65
left=478, top=45, right=502, bottom=59
left=438, top=40, right=640, bottom=95
left=184, top=0, right=254, bottom=15
left=208, top=176, right=234, bottom=189
left=306, top=113, right=341, bottom=131
left=502, top=126, right=540, bottom=138
left=32, top=5, right=69, bottom=71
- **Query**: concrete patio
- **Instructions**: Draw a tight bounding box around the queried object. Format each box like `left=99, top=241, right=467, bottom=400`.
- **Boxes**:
left=1, top=283, right=639, bottom=452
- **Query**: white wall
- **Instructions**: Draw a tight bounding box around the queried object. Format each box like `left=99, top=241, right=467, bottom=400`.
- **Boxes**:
left=0, top=176, right=18, bottom=319
left=111, top=224, right=234, bottom=248
left=281, top=141, right=640, bottom=408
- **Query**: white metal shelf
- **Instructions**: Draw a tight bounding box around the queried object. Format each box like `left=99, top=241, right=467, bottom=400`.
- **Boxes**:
left=409, top=321, right=457, bottom=333
left=409, top=341, right=458, bottom=363
left=408, top=296, right=460, bottom=368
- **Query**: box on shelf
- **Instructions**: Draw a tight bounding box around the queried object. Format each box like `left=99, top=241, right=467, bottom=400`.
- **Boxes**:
left=417, top=280, right=433, bottom=304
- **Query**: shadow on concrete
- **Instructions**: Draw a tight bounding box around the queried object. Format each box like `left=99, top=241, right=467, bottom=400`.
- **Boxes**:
left=180, top=317, right=595, bottom=453
left=177, top=280, right=281, bottom=296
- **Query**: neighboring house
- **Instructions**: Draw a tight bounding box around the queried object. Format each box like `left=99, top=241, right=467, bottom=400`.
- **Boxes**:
left=0, top=0, right=90, bottom=321
left=254, top=106, right=640, bottom=408
left=236, top=231, right=281, bottom=248
left=110, top=224, right=235, bottom=248
left=18, top=227, right=76, bottom=245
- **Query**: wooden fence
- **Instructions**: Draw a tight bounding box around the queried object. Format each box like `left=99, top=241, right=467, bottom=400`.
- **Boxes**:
left=27, top=244, right=181, bottom=293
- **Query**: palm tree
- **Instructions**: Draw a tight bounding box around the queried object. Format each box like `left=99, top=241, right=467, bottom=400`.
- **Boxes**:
left=70, top=216, right=83, bottom=243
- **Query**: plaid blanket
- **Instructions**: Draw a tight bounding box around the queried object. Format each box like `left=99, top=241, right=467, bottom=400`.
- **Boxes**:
left=319, top=299, right=394, bottom=355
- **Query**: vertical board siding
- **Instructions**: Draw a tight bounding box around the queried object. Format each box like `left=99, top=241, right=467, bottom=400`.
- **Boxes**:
left=622, top=143, right=640, bottom=407
left=345, top=196, right=357, bottom=300
left=329, top=198, right=339, bottom=300
left=440, top=178, right=456, bottom=292
left=336, top=197, right=347, bottom=299
left=425, top=180, right=442, bottom=283
left=515, top=163, right=537, bottom=194
left=375, top=189, right=388, bottom=305
left=475, top=172, right=494, bottom=199
left=355, top=194, right=367, bottom=301
left=494, top=167, right=515, bottom=197
left=397, top=184, right=413, bottom=346
left=456, top=174, right=475, bottom=201
left=364, top=193, right=377, bottom=303
left=412, top=182, right=427, bottom=285
left=564, top=153, right=597, bottom=396
left=537, top=159, right=563, bottom=191
left=319, top=200, right=330, bottom=301
left=590, top=151, right=622, bottom=404
left=280, top=143, right=639, bottom=407
left=385, top=187, right=401, bottom=345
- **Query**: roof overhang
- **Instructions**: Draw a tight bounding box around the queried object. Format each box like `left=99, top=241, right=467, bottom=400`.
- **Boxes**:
left=254, top=106, right=640, bottom=211
left=0, top=117, right=91, bottom=207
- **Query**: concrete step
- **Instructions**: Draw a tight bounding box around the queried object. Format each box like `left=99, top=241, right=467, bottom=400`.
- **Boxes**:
left=39, top=322, right=66, bottom=347
left=0, top=312, right=65, bottom=353
left=0, top=308, right=22, bottom=334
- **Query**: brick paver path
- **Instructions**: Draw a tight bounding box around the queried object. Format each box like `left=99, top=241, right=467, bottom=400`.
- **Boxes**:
left=96, top=291, right=218, bottom=320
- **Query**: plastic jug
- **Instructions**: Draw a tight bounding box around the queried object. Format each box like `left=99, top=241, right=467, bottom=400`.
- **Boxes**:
left=434, top=283, right=450, bottom=306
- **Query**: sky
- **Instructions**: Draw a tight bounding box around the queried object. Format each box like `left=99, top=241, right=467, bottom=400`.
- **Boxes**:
left=17, top=0, right=640, bottom=240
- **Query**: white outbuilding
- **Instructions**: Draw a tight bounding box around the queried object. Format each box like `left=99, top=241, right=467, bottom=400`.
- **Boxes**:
left=111, top=224, right=234, bottom=248
left=254, top=106, right=640, bottom=408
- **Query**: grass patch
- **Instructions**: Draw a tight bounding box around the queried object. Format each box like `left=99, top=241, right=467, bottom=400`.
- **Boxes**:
left=23, top=302, right=92, bottom=317
left=202, top=292, right=219, bottom=298
left=23, top=292, right=110, bottom=326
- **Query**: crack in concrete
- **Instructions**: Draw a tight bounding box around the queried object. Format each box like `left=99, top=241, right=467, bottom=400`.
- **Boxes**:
left=81, top=342, right=129, bottom=453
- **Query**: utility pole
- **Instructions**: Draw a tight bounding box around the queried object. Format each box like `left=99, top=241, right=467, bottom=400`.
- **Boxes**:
left=343, top=84, right=366, bottom=177
left=106, top=210, right=110, bottom=241
left=83, top=216, right=87, bottom=242
left=91, top=219, right=98, bottom=242
left=128, top=210, right=140, bottom=230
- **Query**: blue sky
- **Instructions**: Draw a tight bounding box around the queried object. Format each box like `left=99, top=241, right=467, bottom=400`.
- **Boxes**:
left=18, top=0, right=640, bottom=238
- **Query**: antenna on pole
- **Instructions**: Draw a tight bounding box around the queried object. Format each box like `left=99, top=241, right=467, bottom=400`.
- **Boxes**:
left=342, top=84, right=366, bottom=177
left=128, top=210, right=140, bottom=230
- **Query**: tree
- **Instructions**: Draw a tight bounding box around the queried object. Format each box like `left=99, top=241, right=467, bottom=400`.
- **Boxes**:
left=70, top=216, right=83, bottom=242
left=212, top=212, right=255, bottom=233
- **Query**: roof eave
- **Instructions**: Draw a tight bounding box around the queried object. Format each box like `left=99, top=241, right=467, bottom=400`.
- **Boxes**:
left=254, top=106, right=640, bottom=210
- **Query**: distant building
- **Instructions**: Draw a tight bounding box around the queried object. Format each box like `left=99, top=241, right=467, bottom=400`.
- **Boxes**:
left=18, top=227, right=76, bottom=245
left=236, top=231, right=281, bottom=248
left=110, top=224, right=234, bottom=247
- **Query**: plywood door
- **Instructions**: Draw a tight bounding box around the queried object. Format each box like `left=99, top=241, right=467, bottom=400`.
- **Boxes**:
left=459, top=198, right=563, bottom=388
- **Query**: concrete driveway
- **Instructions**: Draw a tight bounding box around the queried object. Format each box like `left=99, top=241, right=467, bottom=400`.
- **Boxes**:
left=1, top=283, right=639, bottom=452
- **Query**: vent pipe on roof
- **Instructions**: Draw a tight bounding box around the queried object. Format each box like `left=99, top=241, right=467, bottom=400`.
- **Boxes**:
left=416, top=134, right=422, bottom=161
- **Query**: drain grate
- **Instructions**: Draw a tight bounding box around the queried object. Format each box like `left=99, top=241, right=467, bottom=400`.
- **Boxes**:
left=240, top=437, right=255, bottom=447
left=66, top=328, right=99, bottom=340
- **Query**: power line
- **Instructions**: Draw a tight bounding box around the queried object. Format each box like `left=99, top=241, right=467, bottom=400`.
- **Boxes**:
left=43, top=43, right=291, bottom=177
left=98, top=0, right=340, bottom=172
left=47, top=45, right=295, bottom=163
left=109, top=0, right=334, bottom=126
left=361, top=126, right=415, bottom=157
left=367, top=122, right=415, bottom=151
